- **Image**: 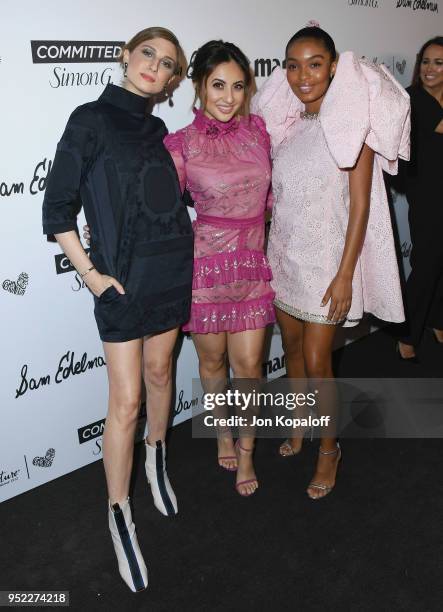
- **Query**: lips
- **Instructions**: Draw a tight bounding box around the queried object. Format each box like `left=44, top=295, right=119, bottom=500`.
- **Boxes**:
left=216, top=105, right=235, bottom=114
left=140, top=73, right=155, bottom=83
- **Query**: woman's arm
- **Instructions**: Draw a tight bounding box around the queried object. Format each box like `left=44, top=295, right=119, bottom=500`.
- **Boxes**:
left=321, top=143, right=375, bottom=322
left=55, top=231, right=124, bottom=297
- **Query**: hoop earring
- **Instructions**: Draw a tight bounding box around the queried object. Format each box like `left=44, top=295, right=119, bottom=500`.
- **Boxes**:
left=123, top=62, right=128, bottom=78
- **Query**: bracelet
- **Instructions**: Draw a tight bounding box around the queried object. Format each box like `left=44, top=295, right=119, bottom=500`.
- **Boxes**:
left=80, top=265, right=95, bottom=278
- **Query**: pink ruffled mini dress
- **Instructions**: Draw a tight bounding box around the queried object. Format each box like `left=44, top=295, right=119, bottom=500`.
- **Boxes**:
left=252, top=52, right=409, bottom=326
left=164, top=109, right=275, bottom=333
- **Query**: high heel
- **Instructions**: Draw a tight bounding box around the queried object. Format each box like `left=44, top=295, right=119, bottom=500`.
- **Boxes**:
left=429, top=328, right=443, bottom=345
left=108, top=498, right=148, bottom=592
left=396, top=342, right=419, bottom=363
left=217, top=427, right=238, bottom=471
left=307, top=443, right=342, bottom=500
left=279, top=421, right=315, bottom=457
left=145, top=439, right=178, bottom=516
left=234, top=440, right=258, bottom=497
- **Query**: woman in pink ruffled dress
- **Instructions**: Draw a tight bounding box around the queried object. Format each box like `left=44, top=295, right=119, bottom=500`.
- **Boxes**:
left=164, top=40, right=275, bottom=496
left=252, top=25, right=409, bottom=499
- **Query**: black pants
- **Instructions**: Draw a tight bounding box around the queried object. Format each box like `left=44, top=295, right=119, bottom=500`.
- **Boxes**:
left=399, top=194, right=443, bottom=347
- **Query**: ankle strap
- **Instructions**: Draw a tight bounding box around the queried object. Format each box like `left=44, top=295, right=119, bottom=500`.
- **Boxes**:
left=319, top=443, right=340, bottom=456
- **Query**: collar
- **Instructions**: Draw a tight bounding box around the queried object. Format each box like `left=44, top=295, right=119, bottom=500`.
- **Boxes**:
left=192, top=107, right=244, bottom=138
left=99, top=83, right=149, bottom=115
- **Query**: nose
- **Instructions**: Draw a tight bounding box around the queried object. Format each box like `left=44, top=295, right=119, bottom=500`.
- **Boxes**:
left=224, top=88, right=234, bottom=103
left=149, top=58, right=159, bottom=72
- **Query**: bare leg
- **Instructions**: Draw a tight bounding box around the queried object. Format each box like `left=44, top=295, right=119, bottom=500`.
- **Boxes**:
left=102, top=339, right=143, bottom=505
left=228, top=328, right=267, bottom=496
left=142, top=327, right=180, bottom=445
left=191, top=332, right=234, bottom=469
left=398, top=340, right=417, bottom=359
left=275, top=307, right=308, bottom=455
left=303, top=322, right=340, bottom=500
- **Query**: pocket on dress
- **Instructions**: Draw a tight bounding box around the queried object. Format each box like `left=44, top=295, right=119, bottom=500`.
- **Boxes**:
left=95, top=287, right=140, bottom=333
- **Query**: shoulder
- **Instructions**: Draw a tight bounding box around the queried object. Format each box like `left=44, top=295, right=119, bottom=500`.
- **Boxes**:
left=248, top=113, right=271, bottom=147
left=65, top=102, right=100, bottom=131
left=163, top=123, right=194, bottom=154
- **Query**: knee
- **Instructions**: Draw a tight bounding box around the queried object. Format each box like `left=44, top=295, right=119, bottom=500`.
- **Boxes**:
left=282, top=337, right=303, bottom=361
left=199, top=352, right=226, bottom=377
left=144, top=357, right=172, bottom=388
left=303, top=352, right=331, bottom=379
left=230, top=355, right=262, bottom=378
left=110, top=392, right=141, bottom=426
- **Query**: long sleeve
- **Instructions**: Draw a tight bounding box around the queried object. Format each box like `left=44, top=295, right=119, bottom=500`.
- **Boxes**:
left=42, top=106, right=97, bottom=235
left=163, top=132, right=186, bottom=194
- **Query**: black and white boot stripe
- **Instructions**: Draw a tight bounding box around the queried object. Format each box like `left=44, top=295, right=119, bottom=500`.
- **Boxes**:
left=145, top=440, right=178, bottom=517
left=108, top=498, right=148, bottom=592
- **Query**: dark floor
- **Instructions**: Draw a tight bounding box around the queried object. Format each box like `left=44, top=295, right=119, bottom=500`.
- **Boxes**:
left=1, top=326, right=443, bottom=611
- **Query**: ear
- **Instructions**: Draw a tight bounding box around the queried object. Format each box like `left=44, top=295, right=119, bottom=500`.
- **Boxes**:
left=330, top=60, right=337, bottom=78
left=123, top=49, right=130, bottom=65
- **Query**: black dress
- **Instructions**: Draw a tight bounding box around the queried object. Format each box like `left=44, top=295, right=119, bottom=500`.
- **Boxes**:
left=43, top=84, right=194, bottom=342
left=399, top=85, right=443, bottom=346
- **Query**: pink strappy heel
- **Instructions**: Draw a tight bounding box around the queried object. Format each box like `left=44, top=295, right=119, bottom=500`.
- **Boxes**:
left=234, top=440, right=258, bottom=497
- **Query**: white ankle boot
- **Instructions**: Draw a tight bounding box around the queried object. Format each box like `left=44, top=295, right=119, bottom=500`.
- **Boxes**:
left=144, top=440, right=178, bottom=516
left=108, top=498, right=148, bottom=592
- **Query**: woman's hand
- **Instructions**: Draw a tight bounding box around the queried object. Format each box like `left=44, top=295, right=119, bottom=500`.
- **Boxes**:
left=84, top=270, right=125, bottom=298
left=321, top=274, right=352, bottom=323
left=83, top=224, right=91, bottom=245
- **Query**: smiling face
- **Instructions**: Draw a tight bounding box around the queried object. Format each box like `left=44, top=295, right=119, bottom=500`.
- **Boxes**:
left=286, top=38, right=336, bottom=113
left=420, top=44, right=443, bottom=93
left=123, top=37, right=178, bottom=97
left=200, top=60, right=246, bottom=122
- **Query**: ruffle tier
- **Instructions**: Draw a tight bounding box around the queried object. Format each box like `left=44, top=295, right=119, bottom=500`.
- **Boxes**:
left=192, top=249, right=273, bottom=289
left=183, top=292, right=276, bottom=334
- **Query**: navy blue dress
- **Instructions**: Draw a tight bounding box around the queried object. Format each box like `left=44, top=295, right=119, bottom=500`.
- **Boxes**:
left=43, top=84, right=194, bottom=342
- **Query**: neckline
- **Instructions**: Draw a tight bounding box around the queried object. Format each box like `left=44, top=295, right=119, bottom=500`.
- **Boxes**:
left=192, top=108, right=245, bottom=138
left=99, top=83, right=149, bottom=115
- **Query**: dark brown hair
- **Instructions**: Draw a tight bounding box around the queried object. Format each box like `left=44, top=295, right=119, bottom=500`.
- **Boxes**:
left=187, top=40, right=253, bottom=115
left=411, top=36, right=443, bottom=87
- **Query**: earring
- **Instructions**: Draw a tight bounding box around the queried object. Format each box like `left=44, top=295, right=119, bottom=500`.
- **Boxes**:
left=164, top=87, right=174, bottom=107
left=124, top=62, right=128, bottom=77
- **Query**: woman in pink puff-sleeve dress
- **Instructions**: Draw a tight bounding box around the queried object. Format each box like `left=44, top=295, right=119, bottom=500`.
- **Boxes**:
left=164, top=40, right=275, bottom=497
left=252, top=26, right=409, bottom=499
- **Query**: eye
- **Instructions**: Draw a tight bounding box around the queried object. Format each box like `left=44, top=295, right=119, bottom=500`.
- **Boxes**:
left=310, top=62, right=321, bottom=68
left=142, top=49, right=154, bottom=58
left=287, top=63, right=297, bottom=71
left=212, top=81, right=224, bottom=89
left=234, top=83, right=245, bottom=90
left=161, top=59, right=173, bottom=70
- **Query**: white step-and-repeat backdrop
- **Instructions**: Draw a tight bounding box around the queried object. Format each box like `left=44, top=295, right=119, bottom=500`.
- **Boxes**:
left=1, top=0, right=441, bottom=502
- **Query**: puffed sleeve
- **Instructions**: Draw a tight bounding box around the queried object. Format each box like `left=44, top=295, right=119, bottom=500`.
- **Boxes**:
left=319, top=52, right=410, bottom=174
left=251, top=67, right=303, bottom=154
left=250, top=114, right=273, bottom=210
left=42, top=106, right=97, bottom=235
left=164, top=130, right=186, bottom=194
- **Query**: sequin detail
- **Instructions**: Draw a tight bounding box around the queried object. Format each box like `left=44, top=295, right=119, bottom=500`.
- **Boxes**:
left=193, top=249, right=273, bottom=289
left=183, top=293, right=276, bottom=334
left=274, top=299, right=361, bottom=326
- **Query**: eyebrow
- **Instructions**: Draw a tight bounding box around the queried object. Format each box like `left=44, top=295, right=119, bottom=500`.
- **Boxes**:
left=142, top=44, right=176, bottom=63
left=286, top=54, right=325, bottom=61
left=210, top=78, right=245, bottom=84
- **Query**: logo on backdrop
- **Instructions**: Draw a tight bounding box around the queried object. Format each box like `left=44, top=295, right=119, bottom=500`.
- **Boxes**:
left=254, top=58, right=285, bottom=78
left=0, top=467, right=21, bottom=488
left=55, top=250, right=90, bottom=275
left=348, top=0, right=379, bottom=6
left=31, top=40, right=124, bottom=88
left=0, top=157, right=52, bottom=198
left=2, top=272, right=29, bottom=296
left=361, top=56, right=408, bottom=79
left=32, top=448, right=55, bottom=468
left=401, top=241, right=412, bottom=259
left=172, top=389, right=198, bottom=418
left=395, top=0, right=439, bottom=11
left=263, top=354, right=286, bottom=377
left=15, top=350, right=106, bottom=399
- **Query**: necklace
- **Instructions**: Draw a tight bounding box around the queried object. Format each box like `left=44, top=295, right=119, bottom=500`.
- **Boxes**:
left=300, top=110, right=319, bottom=120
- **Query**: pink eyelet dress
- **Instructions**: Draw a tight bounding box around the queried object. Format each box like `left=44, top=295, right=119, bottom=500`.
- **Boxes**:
left=164, top=109, right=276, bottom=334
left=252, top=52, right=409, bottom=326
